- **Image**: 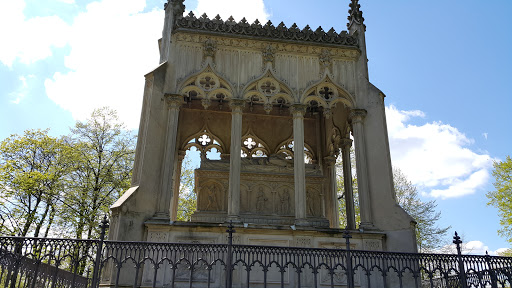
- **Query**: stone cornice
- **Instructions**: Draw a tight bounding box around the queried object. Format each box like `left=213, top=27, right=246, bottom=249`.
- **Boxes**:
left=173, top=12, right=358, bottom=49
left=349, top=109, right=367, bottom=123
left=229, top=99, right=246, bottom=112
left=341, top=138, right=353, bottom=149
left=165, top=94, right=185, bottom=109
left=173, top=33, right=360, bottom=60
left=290, top=104, right=307, bottom=117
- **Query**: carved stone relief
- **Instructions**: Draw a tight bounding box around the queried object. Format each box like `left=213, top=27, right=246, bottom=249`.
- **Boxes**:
left=277, top=187, right=291, bottom=215
left=363, top=239, right=382, bottom=251
left=253, top=185, right=271, bottom=214
left=147, top=231, right=168, bottom=243
left=203, top=38, right=217, bottom=60
left=197, top=180, right=225, bottom=211
left=173, top=33, right=360, bottom=60
left=294, top=236, right=312, bottom=247
left=306, top=187, right=322, bottom=217
left=193, top=167, right=326, bottom=225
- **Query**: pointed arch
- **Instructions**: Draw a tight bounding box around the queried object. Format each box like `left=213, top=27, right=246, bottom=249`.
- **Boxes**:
left=241, top=128, right=271, bottom=159
left=178, top=64, right=235, bottom=102
left=274, top=138, right=315, bottom=164
left=181, top=123, right=226, bottom=159
left=301, top=75, right=355, bottom=109
left=241, top=68, right=294, bottom=113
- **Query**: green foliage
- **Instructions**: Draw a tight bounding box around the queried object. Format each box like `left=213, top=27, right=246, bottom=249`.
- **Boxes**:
left=393, top=167, right=450, bottom=252
left=0, top=107, right=135, bottom=239
left=0, top=129, right=75, bottom=236
left=337, top=149, right=360, bottom=226
left=498, top=248, right=512, bottom=257
left=176, top=152, right=197, bottom=221
left=336, top=149, right=449, bottom=252
left=487, top=156, right=512, bottom=245
left=60, top=107, right=135, bottom=239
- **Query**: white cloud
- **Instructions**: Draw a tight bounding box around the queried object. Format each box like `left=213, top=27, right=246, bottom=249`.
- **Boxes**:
left=45, top=0, right=164, bottom=129
left=9, top=75, right=35, bottom=104
left=439, top=240, right=507, bottom=256
left=195, top=0, right=269, bottom=23
left=0, top=0, right=71, bottom=67
left=386, top=105, right=493, bottom=199
left=43, top=0, right=270, bottom=130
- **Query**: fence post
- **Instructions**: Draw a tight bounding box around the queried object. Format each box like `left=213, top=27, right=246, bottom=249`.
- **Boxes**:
left=453, top=231, right=468, bottom=288
left=91, top=215, right=109, bottom=288
left=343, top=229, right=355, bottom=288
left=226, top=221, right=235, bottom=288
left=485, top=251, right=498, bottom=288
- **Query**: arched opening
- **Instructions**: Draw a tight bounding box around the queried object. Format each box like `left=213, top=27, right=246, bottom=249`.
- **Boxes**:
left=176, top=147, right=201, bottom=221
left=336, top=148, right=360, bottom=228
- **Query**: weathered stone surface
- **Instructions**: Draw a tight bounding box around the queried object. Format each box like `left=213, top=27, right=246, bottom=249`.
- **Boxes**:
left=109, top=0, right=417, bottom=276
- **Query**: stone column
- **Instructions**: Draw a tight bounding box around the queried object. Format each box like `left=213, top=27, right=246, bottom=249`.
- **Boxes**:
left=155, top=94, right=183, bottom=220
left=341, top=138, right=356, bottom=230
left=291, top=104, right=308, bottom=224
left=324, top=156, right=339, bottom=228
left=170, top=151, right=185, bottom=221
left=350, top=109, right=372, bottom=228
left=227, top=99, right=245, bottom=220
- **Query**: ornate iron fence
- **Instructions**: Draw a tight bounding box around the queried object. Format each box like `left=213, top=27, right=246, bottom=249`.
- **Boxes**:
left=1, top=218, right=511, bottom=288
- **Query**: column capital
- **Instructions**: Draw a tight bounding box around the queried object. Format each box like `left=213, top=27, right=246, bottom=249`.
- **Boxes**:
left=229, top=99, right=246, bottom=112
left=349, top=108, right=367, bottom=123
left=165, top=94, right=185, bottom=109
left=323, top=155, right=337, bottom=166
left=323, top=107, right=332, bottom=119
left=341, top=138, right=353, bottom=149
left=290, top=104, right=307, bottom=117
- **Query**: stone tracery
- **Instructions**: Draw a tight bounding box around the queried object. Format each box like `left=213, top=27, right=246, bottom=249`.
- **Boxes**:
left=302, top=76, right=355, bottom=114
left=242, top=71, right=293, bottom=114
left=180, top=65, right=234, bottom=110
left=183, top=127, right=224, bottom=160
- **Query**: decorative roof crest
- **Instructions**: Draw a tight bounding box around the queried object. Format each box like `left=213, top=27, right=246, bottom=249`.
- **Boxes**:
left=347, top=0, right=365, bottom=29
left=172, top=11, right=358, bottom=48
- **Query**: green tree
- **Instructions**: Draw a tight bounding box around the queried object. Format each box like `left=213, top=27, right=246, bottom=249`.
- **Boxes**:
left=337, top=148, right=360, bottom=226
left=487, top=156, right=512, bottom=245
left=0, top=129, right=74, bottom=237
left=337, top=151, right=449, bottom=252
left=177, top=152, right=197, bottom=221
left=59, top=107, right=135, bottom=239
left=393, top=167, right=450, bottom=252
left=498, top=249, right=512, bottom=257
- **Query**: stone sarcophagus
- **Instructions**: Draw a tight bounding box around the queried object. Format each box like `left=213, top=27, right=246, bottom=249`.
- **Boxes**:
left=192, top=157, right=329, bottom=227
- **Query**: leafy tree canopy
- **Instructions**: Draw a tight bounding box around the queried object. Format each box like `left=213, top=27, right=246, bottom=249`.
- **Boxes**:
left=0, top=107, right=135, bottom=239
left=487, top=156, right=512, bottom=245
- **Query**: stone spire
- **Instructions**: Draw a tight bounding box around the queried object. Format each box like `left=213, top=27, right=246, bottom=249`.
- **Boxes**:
left=164, top=0, right=185, bottom=20
left=347, top=0, right=365, bottom=29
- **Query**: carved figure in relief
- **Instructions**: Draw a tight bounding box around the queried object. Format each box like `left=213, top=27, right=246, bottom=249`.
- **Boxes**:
left=256, top=188, right=268, bottom=211
left=206, top=185, right=219, bottom=210
left=306, top=190, right=315, bottom=216
left=279, top=189, right=290, bottom=214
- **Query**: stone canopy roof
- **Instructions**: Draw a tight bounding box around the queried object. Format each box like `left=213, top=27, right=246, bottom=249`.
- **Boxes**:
left=166, top=0, right=359, bottom=48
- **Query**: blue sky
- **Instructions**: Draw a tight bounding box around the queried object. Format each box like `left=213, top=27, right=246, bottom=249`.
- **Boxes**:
left=1, top=0, right=511, bottom=253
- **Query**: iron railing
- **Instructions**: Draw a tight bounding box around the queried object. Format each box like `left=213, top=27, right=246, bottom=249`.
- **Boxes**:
left=1, top=218, right=511, bottom=288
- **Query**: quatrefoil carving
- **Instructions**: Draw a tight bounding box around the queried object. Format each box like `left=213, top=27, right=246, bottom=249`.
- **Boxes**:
left=195, top=72, right=220, bottom=92
left=257, top=78, right=279, bottom=96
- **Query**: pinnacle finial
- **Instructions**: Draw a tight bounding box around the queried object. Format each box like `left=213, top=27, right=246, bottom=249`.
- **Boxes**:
left=347, top=0, right=364, bottom=29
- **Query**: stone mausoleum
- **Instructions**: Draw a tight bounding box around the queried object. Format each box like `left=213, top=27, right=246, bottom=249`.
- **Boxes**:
left=108, top=0, right=417, bottom=284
